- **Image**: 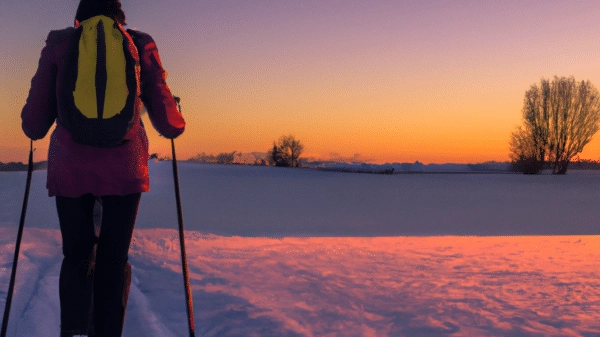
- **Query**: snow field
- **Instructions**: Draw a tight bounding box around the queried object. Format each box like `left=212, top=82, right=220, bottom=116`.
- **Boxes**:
left=2, top=162, right=600, bottom=336
left=2, top=229, right=600, bottom=336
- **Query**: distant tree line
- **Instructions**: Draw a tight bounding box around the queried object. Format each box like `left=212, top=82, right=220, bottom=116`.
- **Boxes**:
left=0, top=161, right=48, bottom=172
left=184, top=135, right=305, bottom=168
left=188, top=151, right=238, bottom=165
left=510, top=76, right=600, bottom=174
left=149, top=153, right=171, bottom=161
left=562, top=158, right=600, bottom=170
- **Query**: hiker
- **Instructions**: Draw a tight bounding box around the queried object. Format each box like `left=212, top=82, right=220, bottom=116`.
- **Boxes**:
left=20, top=0, right=185, bottom=336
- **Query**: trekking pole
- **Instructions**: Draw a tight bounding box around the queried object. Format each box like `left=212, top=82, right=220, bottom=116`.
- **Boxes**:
left=172, top=96, right=195, bottom=337
left=1, top=140, right=34, bottom=337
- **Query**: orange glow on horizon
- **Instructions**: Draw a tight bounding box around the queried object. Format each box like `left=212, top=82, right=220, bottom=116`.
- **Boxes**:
left=3, top=1, right=600, bottom=165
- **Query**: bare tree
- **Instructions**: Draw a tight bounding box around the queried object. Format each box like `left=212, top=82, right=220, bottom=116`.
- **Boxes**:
left=509, top=125, right=543, bottom=174
left=510, top=76, right=600, bottom=174
left=547, top=78, right=600, bottom=173
left=268, top=135, right=304, bottom=167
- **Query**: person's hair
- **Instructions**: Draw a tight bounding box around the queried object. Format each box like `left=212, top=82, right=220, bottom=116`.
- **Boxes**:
left=75, top=0, right=126, bottom=25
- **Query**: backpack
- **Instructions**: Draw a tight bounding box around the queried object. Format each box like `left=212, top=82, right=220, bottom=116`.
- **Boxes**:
left=59, top=15, right=140, bottom=148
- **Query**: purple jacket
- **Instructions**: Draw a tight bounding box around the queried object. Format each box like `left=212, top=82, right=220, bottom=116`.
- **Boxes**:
left=21, top=27, right=185, bottom=197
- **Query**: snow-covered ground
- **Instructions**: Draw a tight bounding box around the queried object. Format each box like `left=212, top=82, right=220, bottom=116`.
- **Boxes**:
left=1, top=162, right=600, bottom=336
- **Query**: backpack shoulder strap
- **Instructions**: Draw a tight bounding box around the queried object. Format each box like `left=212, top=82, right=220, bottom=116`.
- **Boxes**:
left=126, top=29, right=145, bottom=50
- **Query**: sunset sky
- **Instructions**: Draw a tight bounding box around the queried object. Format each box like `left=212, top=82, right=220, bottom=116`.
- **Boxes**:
left=1, top=0, right=600, bottom=164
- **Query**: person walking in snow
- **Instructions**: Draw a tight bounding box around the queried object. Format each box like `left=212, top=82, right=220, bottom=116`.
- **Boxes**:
left=20, top=0, right=185, bottom=336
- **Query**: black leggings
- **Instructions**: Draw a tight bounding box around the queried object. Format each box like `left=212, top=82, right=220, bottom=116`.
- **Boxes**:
left=56, top=193, right=141, bottom=337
